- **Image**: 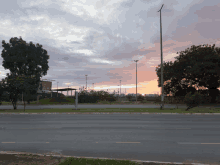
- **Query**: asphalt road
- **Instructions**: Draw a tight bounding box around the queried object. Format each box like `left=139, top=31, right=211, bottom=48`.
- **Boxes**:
left=0, top=113, right=220, bottom=164
left=0, top=104, right=190, bottom=109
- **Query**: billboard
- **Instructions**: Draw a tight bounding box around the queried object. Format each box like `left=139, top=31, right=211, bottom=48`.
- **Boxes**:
left=37, top=81, right=52, bottom=93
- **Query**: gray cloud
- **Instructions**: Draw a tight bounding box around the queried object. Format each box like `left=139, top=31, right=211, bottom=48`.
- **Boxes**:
left=0, top=0, right=219, bottom=94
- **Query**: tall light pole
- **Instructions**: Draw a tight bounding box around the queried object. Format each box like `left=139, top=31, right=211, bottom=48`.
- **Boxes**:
left=120, top=80, right=121, bottom=97
left=118, top=85, right=119, bottom=101
left=57, top=81, right=59, bottom=97
left=92, top=83, right=94, bottom=90
left=158, top=4, right=164, bottom=110
left=134, top=60, right=139, bottom=103
left=85, top=75, right=88, bottom=91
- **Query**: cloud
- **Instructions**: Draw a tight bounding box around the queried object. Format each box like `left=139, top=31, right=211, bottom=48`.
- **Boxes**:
left=0, top=0, right=219, bottom=95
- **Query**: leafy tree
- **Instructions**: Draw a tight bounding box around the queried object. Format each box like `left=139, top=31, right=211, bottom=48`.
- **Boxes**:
left=184, top=92, right=203, bottom=110
left=156, top=44, right=220, bottom=103
left=1, top=36, right=50, bottom=109
left=126, top=94, right=134, bottom=101
left=1, top=73, right=23, bottom=109
left=137, top=94, right=145, bottom=101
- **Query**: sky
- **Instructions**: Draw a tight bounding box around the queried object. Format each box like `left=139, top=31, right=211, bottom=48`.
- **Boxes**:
left=0, top=0, right=219, bottom=96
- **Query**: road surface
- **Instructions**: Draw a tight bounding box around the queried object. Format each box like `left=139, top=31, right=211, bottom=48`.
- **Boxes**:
left=0, top=113, right=220, bottom=164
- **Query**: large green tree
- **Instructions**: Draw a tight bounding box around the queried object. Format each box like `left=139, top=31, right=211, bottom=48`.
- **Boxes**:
left=1, top=36, right=50, bottom=109
left=156, top=44, right=220, bottom=103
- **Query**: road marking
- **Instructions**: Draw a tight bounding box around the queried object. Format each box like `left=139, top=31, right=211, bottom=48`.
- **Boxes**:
left=178, top=142, right=220, bottom=144
left=155, top=128, right=191, bottom=129
left=116, top=142, right=140, bottom=143
left=21, top=128, right=58, bottom=129
left=2, top=142, right=50, bottom=143
left=201, top=143, right=220, bottom=144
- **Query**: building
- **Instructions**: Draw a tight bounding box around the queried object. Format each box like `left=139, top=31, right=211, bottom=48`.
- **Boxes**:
left=0, top=79, right=52, bottom=93
left=37, top=81, right=52, bottom=94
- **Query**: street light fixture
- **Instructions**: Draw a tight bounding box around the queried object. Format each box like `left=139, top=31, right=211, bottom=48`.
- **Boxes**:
left=134, top=60, right=139, bottom=104
left=158, top=4, right=164, bottom=109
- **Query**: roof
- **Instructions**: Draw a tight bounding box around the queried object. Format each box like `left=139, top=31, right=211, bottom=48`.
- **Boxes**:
left=51, top=88, right=77, bottom=91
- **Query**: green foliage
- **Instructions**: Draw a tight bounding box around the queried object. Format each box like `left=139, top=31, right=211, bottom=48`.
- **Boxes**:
left=79, top=90, right=112, bottom=102
left=184, top=92, right=203, bottom=110
left=156, top=44, right=220, bottom=103
left=78, top=94, right=99, bottom=103
left=126, top=94, right=133, bottom=101
left=137, top=94, right=145, bottom=101
left=1, top=36, right=50, bottom=109
left=106, top=94, right=117, bottom=103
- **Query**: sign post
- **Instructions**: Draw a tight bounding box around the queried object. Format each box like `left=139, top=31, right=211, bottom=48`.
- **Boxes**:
left=73, top=91, right=80, bottom=110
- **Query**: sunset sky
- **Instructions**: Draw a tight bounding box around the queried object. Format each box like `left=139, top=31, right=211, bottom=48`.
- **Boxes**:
left=0, top=0, right=219, bottom=96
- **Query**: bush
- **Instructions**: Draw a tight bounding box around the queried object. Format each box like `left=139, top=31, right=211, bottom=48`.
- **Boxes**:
left=78, top=94, right=99, bottom=103
left=106, top=95, right=117, bottom=104
left=184, top=92, right=203, bottom=110
left=137, top=95, right=145, bottom=101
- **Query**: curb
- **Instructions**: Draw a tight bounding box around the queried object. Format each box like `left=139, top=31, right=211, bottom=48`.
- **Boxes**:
left=0, top=112, right=220, bottom=115
left=0, top=151, right=209, bottom=165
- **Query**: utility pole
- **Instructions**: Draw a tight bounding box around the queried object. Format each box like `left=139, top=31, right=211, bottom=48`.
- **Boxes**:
left=120, top=80, right=121, bottom=97
left=118, top=85, right=119, bottom=101
left=92, top=83, right=94, bottom=90
left=85, top=75, right=88, bottom=92
left=158, top=4, right=164, bottom=110
left=134, top=60, right=139, bottom=104
left=57, top=82, right=59, bottom=97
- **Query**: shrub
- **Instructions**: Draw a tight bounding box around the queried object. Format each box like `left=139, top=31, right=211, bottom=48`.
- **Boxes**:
left=184, top=92, right=203, bottom=111
left=137, top=95, right=145, bottom=101
left=106, top=95, right=117, bottom=103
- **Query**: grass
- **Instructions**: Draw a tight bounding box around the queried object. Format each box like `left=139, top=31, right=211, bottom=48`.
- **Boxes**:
left=58, top=157, right=140, bottom=165
left=1, top=98, right=220, bottom=113
left=0, top=99, right=157, bottom=105
left=0, top=107, right=220, bottom=113
left=1, top=152, right=220, bottom=165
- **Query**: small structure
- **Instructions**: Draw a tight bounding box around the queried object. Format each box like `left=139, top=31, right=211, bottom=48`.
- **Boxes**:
left=51, top=88, right=77, bottom=98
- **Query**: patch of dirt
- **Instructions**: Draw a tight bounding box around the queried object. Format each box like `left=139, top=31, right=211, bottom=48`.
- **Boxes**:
left=0, top=153, right=68, bottom=165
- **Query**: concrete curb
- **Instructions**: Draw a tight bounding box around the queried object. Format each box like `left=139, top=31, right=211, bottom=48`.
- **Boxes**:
left=0, top=112, right=220, bottom=115
left=0, top=151, right=210, bottom=165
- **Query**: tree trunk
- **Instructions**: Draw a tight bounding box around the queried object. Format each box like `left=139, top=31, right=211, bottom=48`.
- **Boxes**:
left=208, top=88, right=219, bottom=103
left=12, top=101, right=17, bottom=110
left=24, top=99, right=26, bottom=112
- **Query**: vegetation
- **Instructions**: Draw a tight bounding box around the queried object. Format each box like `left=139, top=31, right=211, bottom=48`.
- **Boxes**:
left=156, top=44, right=220, bottom=108
left=183, top=92, right=203, bottom=110
left=0, top=107, right=220, bottom=114
left=0, top=36, right=49, bottom=110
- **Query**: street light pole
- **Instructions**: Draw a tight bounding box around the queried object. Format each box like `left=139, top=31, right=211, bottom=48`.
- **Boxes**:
left=118, top=85, right=119, bottom=101
left=57, top=82, right=59, bottom=97
left=134, top=60, right=139, bottom=104
left=158, top=4, right=164, bottom=110
left=85, top=75, right=88, bottom=92
left=120, top=80, right=121, bottom=97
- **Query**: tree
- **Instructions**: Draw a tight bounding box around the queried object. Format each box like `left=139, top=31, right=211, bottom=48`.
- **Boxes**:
left=156, top=44, right=220, bottom=103
left=1, top=73, right=23, bottom=109
left=1, top=36, right=50, bottom=109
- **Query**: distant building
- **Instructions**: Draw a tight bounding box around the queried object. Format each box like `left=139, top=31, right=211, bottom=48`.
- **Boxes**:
left=37, top=81, right=52, bottom=94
